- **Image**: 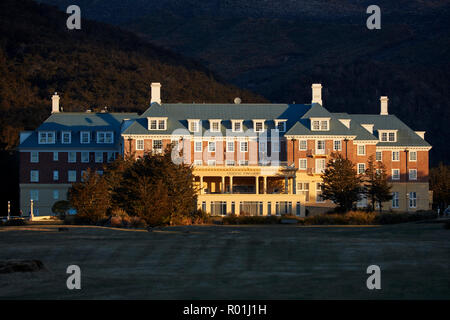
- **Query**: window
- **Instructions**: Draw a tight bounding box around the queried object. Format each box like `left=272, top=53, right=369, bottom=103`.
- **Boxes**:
left=409, top=169, right=417, bottom=180
left=316, top=183, right=324, bottom=202
left=68, top=152, right=77, bottom=163
left=297, top=182, right=310, bottom=201
left=80, top=170, right=87, bottom=182
left=153, top=140, right=163, bottom=151
left=227, top=141, right=235, bottom=152
left=189, top=120, right=200, bottom=132
left=208, top=160, right=216, bottom=166
left=388, top=132, right=395, bottom=142
left=316, top=158, right=326, bottom=174
left=333, top=140, right=341, bottom=151
left=299, top=140, right=307, bottom=150
left=376, top=151, right=382, bottom=161
left=392, top=151, right=400, bottom=161
left=357, top=145, right=365, bottom=156
left=320, top=120, right=328, bottom=130
left=409, top=151, right=417, bottom=162
left=409, top=192, right=417, bottom=208
left=136, top=139, right=144, bottom=150
left=96, top=170, right=103, bottom=176
left=62, top=131, right=71, bottom=144
left=208, top=141, right=216, bottom=152
left=210, top=120, right=221, bottom=132
left=275, top=120, right=286, bottom=132
left=240, top=141, right=248, bottom=152
left=254, top=121, right=264, bottom=132
left=195, top=141, right=202, bottom=152
left=358, top=163, right=366, bottom=174
left=80, top=131, right=90, bottom=144
left=38, top=131, right=55, bottom=144
left=239, top=160, right=249, bottom=166
left=193, top=160, right=203, bottom=166
left=299, top=158, right=307, bottom=170
left=53, top=170, right=59, bottom=181
left=30, top=170, right=39, bottom=182
left=107, top=152, right=115, bottom=162
left=316, top=140, right=325, bottom=154
left=149, top=118, right=167, bottom=130
left=30, top=152, right=39, bottom=163
left=226, top=160, right=235, bottom=166
left=380, top=131, right=396, bottom=142
left=392, top=192, right=399, bottom=208
left=30, top=190, right=39, bottom=201
left=392, top=169, right=400, bottom=180
left=80, top=152, right=89, bottom=163
left=53, top=190, right=59, bottom=200
left=312, top=120, right=320, bottom=131
left=53, top=152, right=58, bottom=161
left=95, top=152, right=103, bottom=163
left=97, top=132, right=113, bottom=144
left=68, top=170, right=76, bottom=182
left=232, top=121, right=243, bottom=132
left=381, top=132, right=387, bottom=141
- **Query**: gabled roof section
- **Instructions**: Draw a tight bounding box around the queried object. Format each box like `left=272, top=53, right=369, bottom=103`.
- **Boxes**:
left=301, top=103, right=332, bottom=119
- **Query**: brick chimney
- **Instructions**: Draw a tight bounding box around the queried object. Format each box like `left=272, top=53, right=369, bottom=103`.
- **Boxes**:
left=311, top=83, right=322, bottom=105
left=151, top=82, right=161, bottom=104
left=52, top=92, right=60, bottom=113
left=380, top=96, right=388, bottom=115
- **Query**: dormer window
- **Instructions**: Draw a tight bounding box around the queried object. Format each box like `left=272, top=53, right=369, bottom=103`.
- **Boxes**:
left=148, top=117, right=167, bottom=131
left=379, top=130, right=397, bottom=142
left=61, top=131, right=71, bottom=144
left=274, top=120, right=287, bottom=132
left=97, top=131, right=114, bottom=144
left=209, top=120, right=221, bottom=132
left=188, top=119, right=200, bottom=133
left=231, top=120, right=243, bottom=132
left=311, top=118, right=330, bottom=131
left=253, top=120, right=265, bottom=133
left=38, top=131, right=55, bottom=144
left=80, top=131, right=90, bottom=144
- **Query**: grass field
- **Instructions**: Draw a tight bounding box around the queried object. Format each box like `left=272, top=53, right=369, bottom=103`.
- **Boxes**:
left=0, top=222, right=449, bottom=299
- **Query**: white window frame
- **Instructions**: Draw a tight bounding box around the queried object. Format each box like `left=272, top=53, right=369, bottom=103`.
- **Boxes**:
left=357, top=145, right=366, bottom=156
left=97, top=131, right=114, bottom=144
left=148, top=117, right=167, bottom=131
left=188, top=119, right=200, bottom=133
left=61, top=131, right=71, bottom=144
left=409, top=169, right=417, bottom=181
left=376, top=151, right=382, bottom=162
left=253, top=120, right=265, bottom=133
left=208, top=141, right=216, bottom=152
left=316, top=158, right=326, bottom=174
left=392, top=169, right=400, bottom=180
left=207, top=160, right=216, bottom=166
left=409, top=151, right=417, bottom=162
left=53, top=170, right=59, bottom=181
left=68, top=152, right=77, bottom=163
left=30, top=170, right=39, bottom=182
left=240, top=141, right=248, bottom=152
left=231, top=120, right=243, bottom=132
left=68, top=170, right=76, bottom=182
left=153, top=140, right=163, bottom=152
left=53, top=152, right=58, bottom=161
left=379, top=130, right=397, bottom=142
left=80, top=131, right=90, bottom=144
left=275, top=120, right=287, bottom=132
left=316, top=140, right=325, bottom=155
left=299, top=140, right=307, bottom=150
left=53, top=190, right=59, bottom=200
left=30, top=190, right=39, bottom=201
left=107, top=152, right=115, bottom=162
left=209, top=120, right=221, bottom=133
left=333, top=140, right=341, bottom=151
left=193, top=160, right=203, bottom=166
left=358, top=163, right=366, bottom=175
left=392, top=192, right=399, bottom=208
left=409, top=192, right=417, bottom=208
left=226, top=141, right=235, bottom=152
left=392, top=151, right=400, bottom=161
left=239, top=160, right=249, bottom=166
left=299, top=158, right=307, bottom=170
left=30, top=152, right=39, bottom=163
left=136, top=139, right=144, bottom=150
left=194, top=141, right=202, bottom=153
left=316, top=182, right=325, bottom=203
left=226, top=160, right=235, bottom=166
left=311, top=118, right=330, bottom=131
left=95, top=152, right=103, bottom=163
left=38, top=131, right=55, bottom=144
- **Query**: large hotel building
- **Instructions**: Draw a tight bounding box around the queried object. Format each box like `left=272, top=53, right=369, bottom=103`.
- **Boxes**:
left=18, top=83, right=432, bottom=216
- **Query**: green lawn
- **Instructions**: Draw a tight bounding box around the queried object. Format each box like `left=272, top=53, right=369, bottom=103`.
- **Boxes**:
left=0, top=222, right=449, bottom=299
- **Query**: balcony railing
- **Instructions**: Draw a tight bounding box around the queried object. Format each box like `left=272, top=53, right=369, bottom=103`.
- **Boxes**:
left=306, top=148, right=333, bottom=157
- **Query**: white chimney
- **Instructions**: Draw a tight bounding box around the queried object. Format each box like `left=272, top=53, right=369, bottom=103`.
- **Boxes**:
left=380, top=96, right=388, bottom=115
left=415, top=131, right=426, bottom=139
left=151, top=82, right=161, bottom=104
left=311, top=83, right=322, bottom=105
left=52, top=92, right=60, bottom=113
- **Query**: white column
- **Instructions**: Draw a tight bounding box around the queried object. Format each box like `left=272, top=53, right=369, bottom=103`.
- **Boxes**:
left=222, top=176, right=225, bottom=194
left=256, top=176, right=259, bottom=194
left=264, top=176, right=267, bottom=194
left=200, top=176, right=203, bottom=194
left=230, top=176, right=233, bottom=194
